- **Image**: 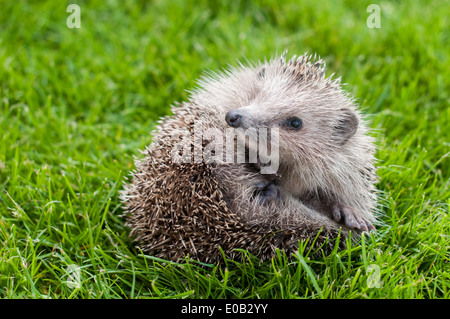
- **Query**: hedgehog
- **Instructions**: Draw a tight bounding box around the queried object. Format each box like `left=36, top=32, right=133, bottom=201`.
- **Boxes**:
left=120, top=52, right=379, bottom=263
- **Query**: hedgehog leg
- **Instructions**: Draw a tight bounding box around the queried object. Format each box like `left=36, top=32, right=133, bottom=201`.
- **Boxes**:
left=332, top=203, right=375, bottom=232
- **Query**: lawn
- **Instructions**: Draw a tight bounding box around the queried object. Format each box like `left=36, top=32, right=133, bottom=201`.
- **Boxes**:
left=0, top=0, right=448, bottom=298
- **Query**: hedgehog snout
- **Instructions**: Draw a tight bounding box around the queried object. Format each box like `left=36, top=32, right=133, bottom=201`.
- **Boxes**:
left=225, top=110, right=242, bottom=128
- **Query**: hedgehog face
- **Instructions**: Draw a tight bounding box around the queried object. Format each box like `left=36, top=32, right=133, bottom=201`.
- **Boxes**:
left=222, top=68, right=359, bottom=171
left=193, top=53, right=360, bottom=172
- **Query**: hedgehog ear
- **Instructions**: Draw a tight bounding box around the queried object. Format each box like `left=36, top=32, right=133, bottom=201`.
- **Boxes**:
left=333, top=109, right=358, bottom=145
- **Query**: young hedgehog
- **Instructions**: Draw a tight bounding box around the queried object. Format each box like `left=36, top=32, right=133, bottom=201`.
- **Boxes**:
left=121, top=52, right=379, bottom=263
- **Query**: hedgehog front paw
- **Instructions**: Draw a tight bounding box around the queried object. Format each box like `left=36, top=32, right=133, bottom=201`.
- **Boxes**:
left=332, top=204, right=375, bottom=232
left=254, top=180, right=280, bottom=204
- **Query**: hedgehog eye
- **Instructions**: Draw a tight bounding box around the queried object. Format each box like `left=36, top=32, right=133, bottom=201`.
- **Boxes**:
left=286, top=117, right=303, bottom=130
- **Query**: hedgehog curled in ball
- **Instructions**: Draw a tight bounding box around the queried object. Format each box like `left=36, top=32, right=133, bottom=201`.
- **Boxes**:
left=120, top=52, right=380, bottom=263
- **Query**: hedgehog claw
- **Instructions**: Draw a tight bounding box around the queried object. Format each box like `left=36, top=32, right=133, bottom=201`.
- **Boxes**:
left=333, top=204, right=374, bottom=232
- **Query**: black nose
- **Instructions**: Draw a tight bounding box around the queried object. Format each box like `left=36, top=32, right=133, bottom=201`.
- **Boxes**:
left=225, top=110, right=242, bottom=128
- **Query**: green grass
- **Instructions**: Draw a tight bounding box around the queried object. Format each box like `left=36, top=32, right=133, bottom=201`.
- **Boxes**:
left=0, top=0, right=448, bottom=298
